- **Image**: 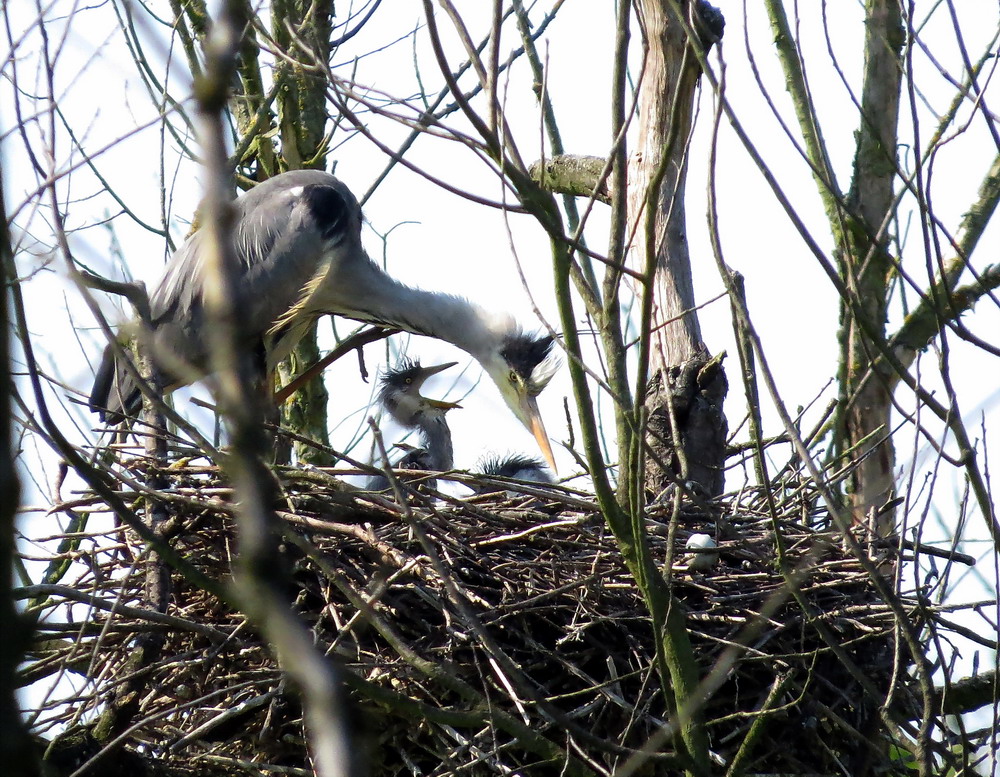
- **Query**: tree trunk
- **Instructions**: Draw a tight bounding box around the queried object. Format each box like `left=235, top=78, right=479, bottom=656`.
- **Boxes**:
left=271, top=0, right=336, bottom=466
left=628, top=3, right=703, bottom=370
left=840, top=0, right=904, bottom=532
left=628, top=0, right=727, bottom=498
left=0, top=164, right=41, bottom=776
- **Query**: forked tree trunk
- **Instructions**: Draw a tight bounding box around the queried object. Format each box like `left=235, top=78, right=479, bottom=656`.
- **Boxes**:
left=628, top=0, right=727, bottom=499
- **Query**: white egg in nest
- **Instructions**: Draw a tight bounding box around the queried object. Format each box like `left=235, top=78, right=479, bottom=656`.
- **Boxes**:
left=684, top=533, right=719, bottom=571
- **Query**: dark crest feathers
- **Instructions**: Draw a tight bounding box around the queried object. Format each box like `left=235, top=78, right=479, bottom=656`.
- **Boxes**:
left=479, top=454, right=547, bottom=479
left=500, top=333, right=555, bottom=392
left=377, top=358, right=422, bottom=404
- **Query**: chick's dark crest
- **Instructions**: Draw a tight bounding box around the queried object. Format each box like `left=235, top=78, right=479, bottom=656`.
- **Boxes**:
left=377, top=358, right=422, bottom=406
left=479, top=453, right=552, bottom=482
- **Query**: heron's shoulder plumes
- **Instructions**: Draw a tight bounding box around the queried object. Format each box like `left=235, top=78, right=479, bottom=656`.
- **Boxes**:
left=499, top=331, right=559, bottom=396
left=239, top=169, right=348, bottom=207
left=239, top=172, right=362, bottom=247
left=259, top=173, right=368, bottom=356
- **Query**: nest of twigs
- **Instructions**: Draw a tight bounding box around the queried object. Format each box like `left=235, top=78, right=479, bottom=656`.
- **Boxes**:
left=35, top=460, right=923, bottom=776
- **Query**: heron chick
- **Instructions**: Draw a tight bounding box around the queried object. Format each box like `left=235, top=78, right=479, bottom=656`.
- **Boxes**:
left=89, top=170, right=558, bottom=469
left=471, top=453, right=556, bottom=506
left=365, top=359, right=460, bottom=492
left=476, top=454, right=554, bottom=490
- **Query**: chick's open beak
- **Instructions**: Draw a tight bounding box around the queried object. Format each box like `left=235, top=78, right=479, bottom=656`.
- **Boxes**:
left=417, top=361, right=458, bottom=380
left=427, top=398, right=462, bottom=411
left=415, top=362, right=460, bottom=411
left=522, top=395, right=557, bottom=474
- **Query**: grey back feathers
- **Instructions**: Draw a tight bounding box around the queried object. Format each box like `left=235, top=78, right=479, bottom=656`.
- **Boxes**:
left=89, top=170, right=364, bottom=421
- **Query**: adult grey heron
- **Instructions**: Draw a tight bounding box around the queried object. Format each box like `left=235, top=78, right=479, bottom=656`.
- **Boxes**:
left=364, top=359, right=459, bottom=492
left=89, top=169, right=557, bottom=469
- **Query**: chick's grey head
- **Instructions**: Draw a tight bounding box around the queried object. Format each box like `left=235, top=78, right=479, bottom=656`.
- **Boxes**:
left=377, top=358, right=461, bottom=427
left=477, top=331, right=559, bottom=472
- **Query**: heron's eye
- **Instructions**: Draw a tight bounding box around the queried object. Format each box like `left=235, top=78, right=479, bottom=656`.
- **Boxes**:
left=508, top=370, right=518, bottom=384
left=404, top=378, right=412, bottom=385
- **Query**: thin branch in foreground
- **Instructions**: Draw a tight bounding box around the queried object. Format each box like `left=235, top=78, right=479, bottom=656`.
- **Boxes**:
left=193, top=3, right=356, bottom=776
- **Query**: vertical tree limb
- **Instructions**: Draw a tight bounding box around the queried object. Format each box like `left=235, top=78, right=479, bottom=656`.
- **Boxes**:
left=628, top=1, right=705, bottom=370
left=629, top=0, right=728, bottom=499
left=270, top=0, right=336, bottom=465
left=0, top=161, right=42, bottom=777
left=840, top=0, right=904, bottom=529
left=195, top=4, right=355, bottom=774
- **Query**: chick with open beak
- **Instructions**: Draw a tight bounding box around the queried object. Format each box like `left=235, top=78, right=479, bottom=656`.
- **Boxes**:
left=364, top=359, right=461, bottom=494
left=378, top=359, right=462, bottom=439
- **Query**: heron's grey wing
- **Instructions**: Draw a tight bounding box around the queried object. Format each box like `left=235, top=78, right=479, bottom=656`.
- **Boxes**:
left=236, top=185, right=334, bottom=338
left=144, top=181, right=329, bottom=373
left=89, top=171, right=359, bottom=420
left=259, top=181, right=367, bottom=364
left=144, top=229, right=216, bottom=377
left=86, top=233, right=210, bottom=421
left=89, top=342, right=139, bottom=421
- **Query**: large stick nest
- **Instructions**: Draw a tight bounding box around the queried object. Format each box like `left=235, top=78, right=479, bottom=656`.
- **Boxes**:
left=35, top=460, right=925, bottom=776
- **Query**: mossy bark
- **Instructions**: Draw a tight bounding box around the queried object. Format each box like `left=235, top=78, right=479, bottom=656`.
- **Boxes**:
left=839, top=1, right=904, bottom=531
left=270, top=0, right=336, bottom=466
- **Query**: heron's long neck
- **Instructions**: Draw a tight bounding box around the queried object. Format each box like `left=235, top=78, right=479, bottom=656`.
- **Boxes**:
left=334, top=260, right=499, bottom=360
left=418, top=414, right=454, bottom=472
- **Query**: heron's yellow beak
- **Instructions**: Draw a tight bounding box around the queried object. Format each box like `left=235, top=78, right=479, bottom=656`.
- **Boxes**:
left=427, top=398, right=462, bottom=411
left=522, top=396, right=557, bottom=474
